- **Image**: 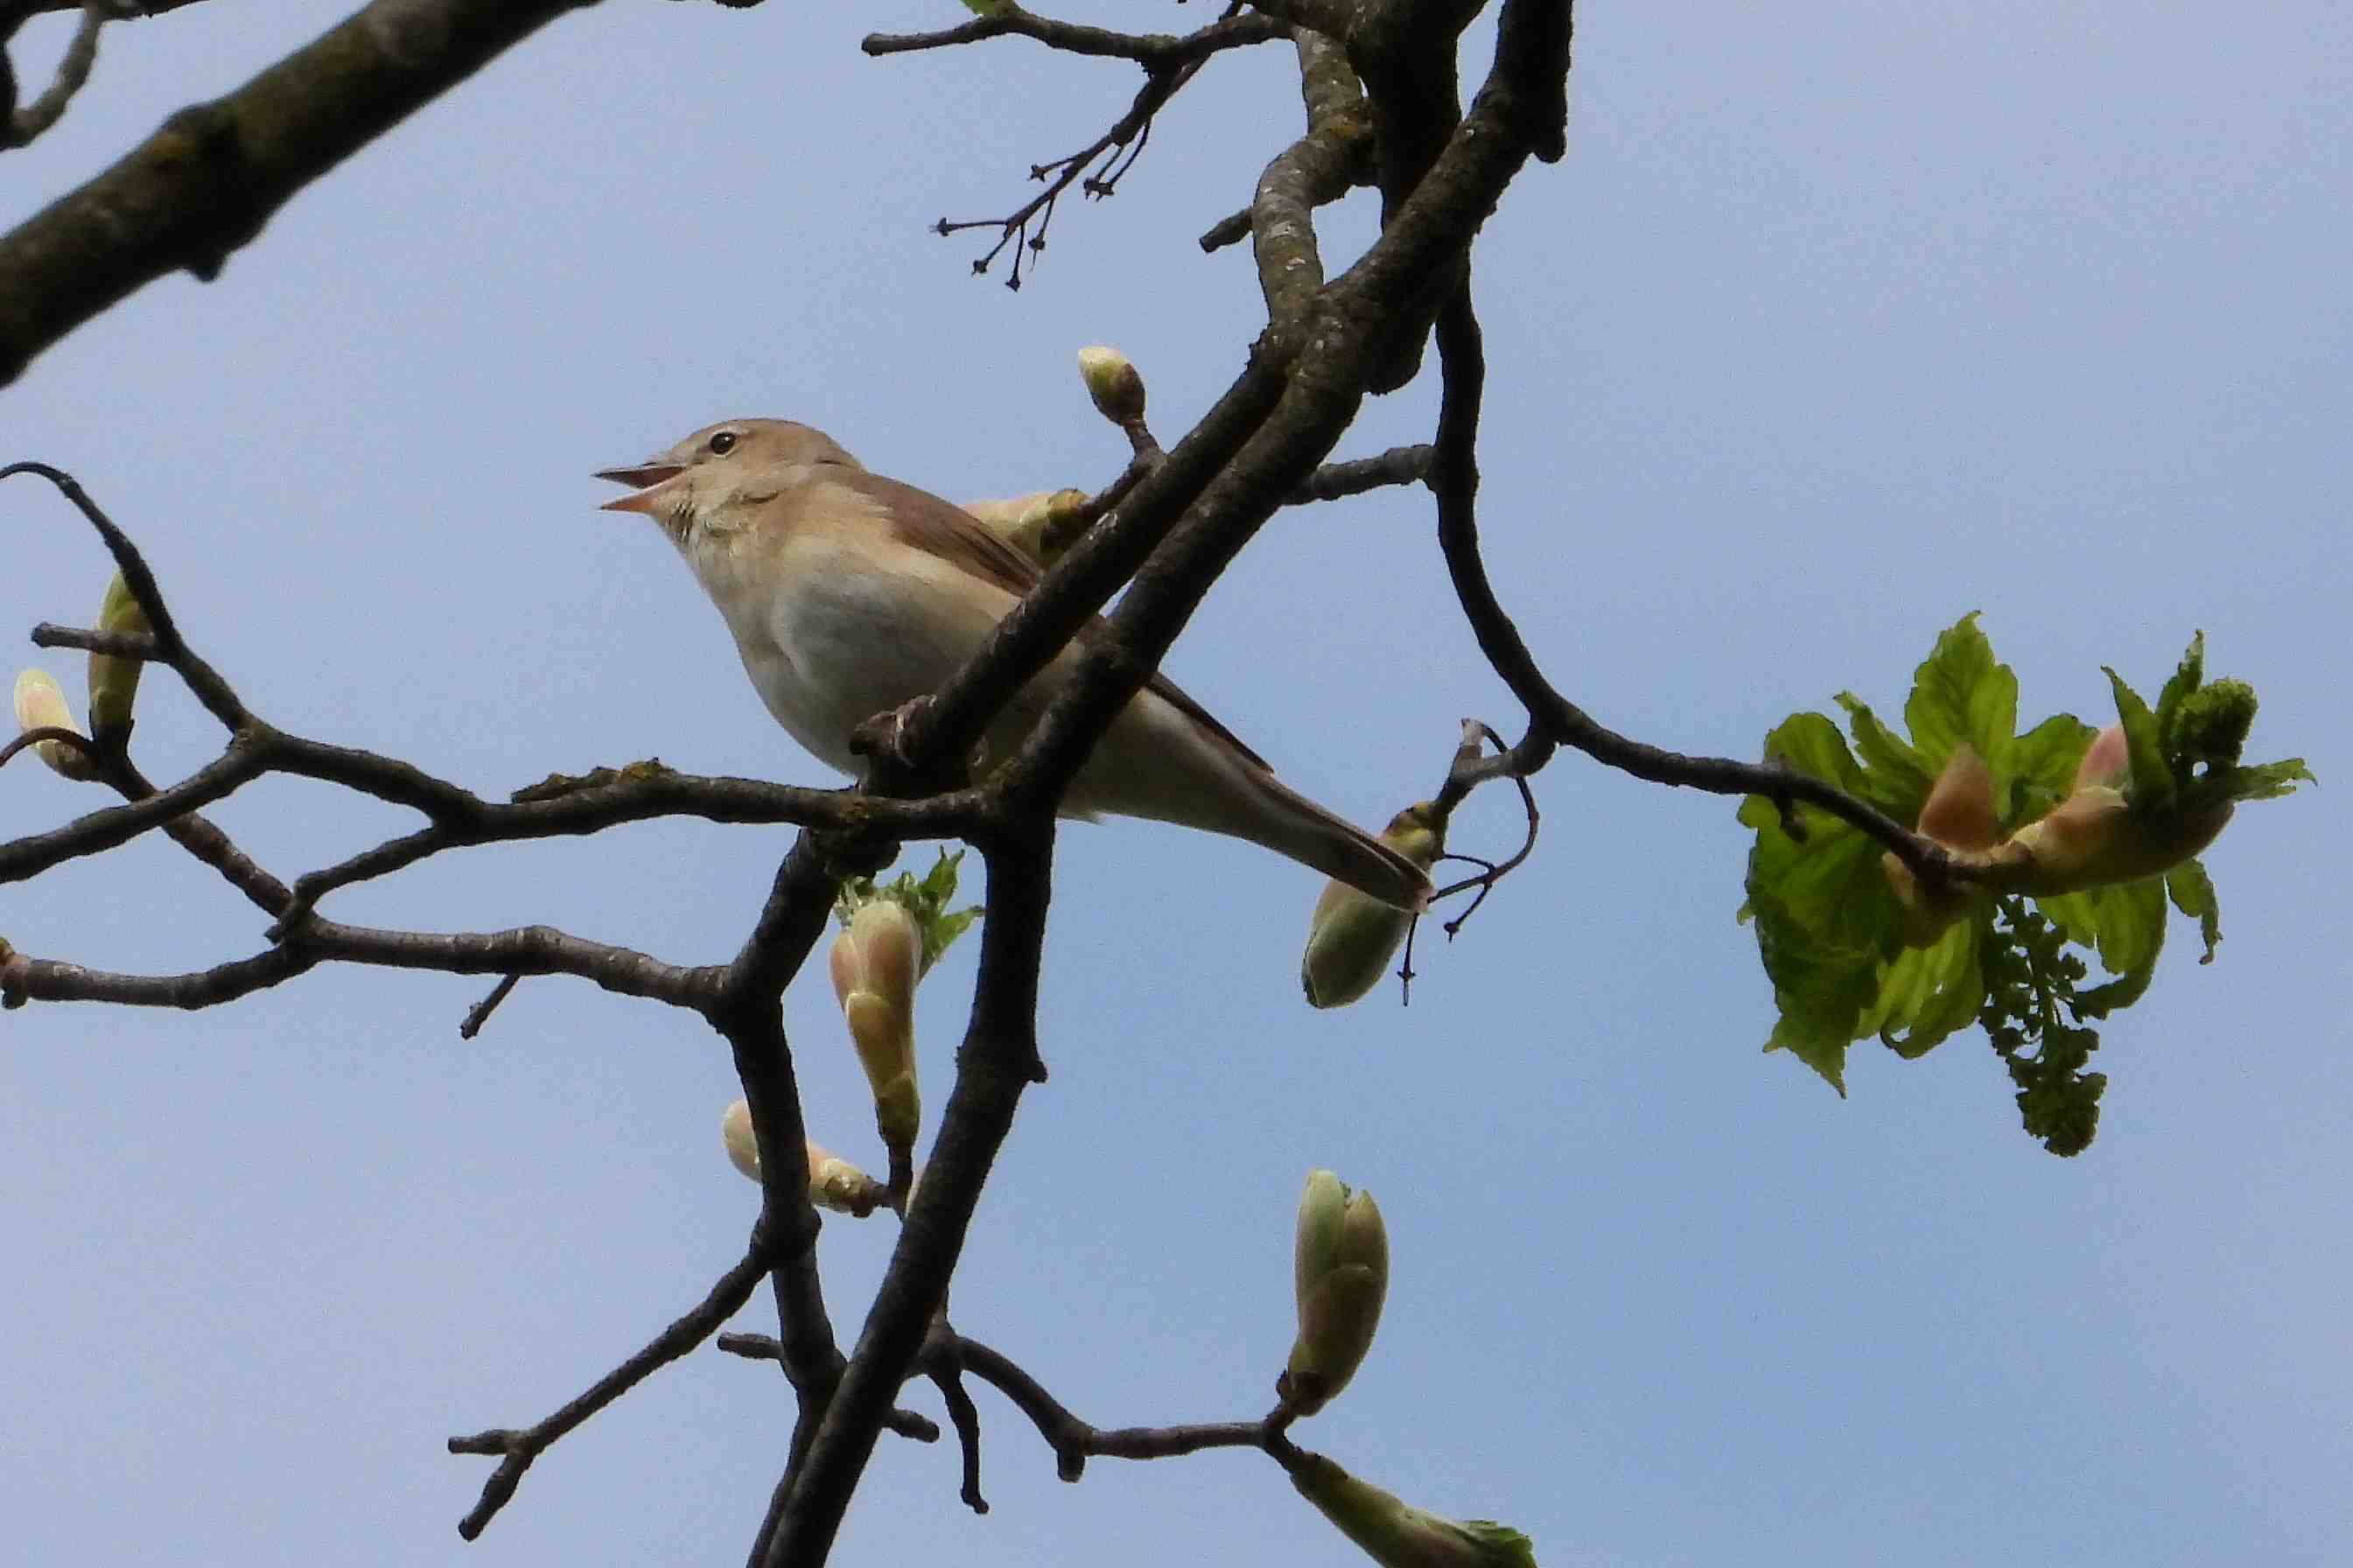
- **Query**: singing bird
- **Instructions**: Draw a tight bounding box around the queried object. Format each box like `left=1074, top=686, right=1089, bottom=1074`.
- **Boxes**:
left=594, top=419, right=1432, bottom=912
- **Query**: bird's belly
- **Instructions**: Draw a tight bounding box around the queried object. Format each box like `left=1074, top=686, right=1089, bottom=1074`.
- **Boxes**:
left=753, top=559, right=1006, bottom=775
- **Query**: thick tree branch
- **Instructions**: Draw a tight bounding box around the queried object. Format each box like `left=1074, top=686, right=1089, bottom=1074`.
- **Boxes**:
left=760, top=830, right=1054, bottom=1567
left=0, top=0, right=595, bottom=386
left=1250, top=28, right=1369, bottom=328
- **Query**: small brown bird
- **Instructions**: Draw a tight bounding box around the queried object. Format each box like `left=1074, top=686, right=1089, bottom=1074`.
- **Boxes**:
left=594, top=419, right=1432, bottom=912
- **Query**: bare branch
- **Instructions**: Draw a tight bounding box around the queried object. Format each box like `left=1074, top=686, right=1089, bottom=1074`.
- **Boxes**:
left=449, top=1246, right=774, bottom=1541
left=930, top=56, right=1208, bottom=291
left=1, top=913, right=707, bottom=1012
left=951, top=1335, right=1285, bottom=1479
left=864, top=4, right=1283, bottom=66
left=1250, top=28, right=1371, bottom=328
left=0, top=0, right=591, bottom=386
left=1424, top=284, right=1955, bottom=883
left=2, top=2, right=105, bottom=150
left=1289, top=443, right=1432, bottom=503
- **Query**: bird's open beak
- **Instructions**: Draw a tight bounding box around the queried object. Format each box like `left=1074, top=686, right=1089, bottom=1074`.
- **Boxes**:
left=593, top=460, right=687, bottom=514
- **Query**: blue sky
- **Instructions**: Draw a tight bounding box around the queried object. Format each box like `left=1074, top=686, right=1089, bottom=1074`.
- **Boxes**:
left=4, top=2, right=2347, bottom=1564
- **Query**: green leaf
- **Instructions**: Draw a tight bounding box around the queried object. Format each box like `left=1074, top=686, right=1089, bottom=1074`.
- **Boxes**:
left=2166, top=858, right=2221, bottom=963
left=1861, top=917, right=1986, bottom=1059
left=2193, top=757, right=2316, bottom=806
left=2103, top=668, right=2176, bottom=814
left=1765, top=1010, right=1853, bottom=1096
left=1833, top=692, right=1931, bottom=819
left=2153, top=630, right=2205, bottom=760
left=839, top=849, right=985, bottom=975
left=2035, top=875, right=2166, bottom=1016
left=1903, top=613, right=2017, bottom=772
left=1761, top=710, right=1866, bottom=798
left=2000, top=712, right=2097, bottom=831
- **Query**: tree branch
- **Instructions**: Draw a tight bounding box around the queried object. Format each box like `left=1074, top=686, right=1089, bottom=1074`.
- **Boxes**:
left=0, top=913, right=707, bottom=1011
left=448, top=1245, right=776, bottom=1541
left=1425, top=284, right=1955, bottom=882
left=864, top=4, right=1283, bottom=66
left=2, top=0, right=105, bottom=150
left=0, top=0, right=594, bottom=386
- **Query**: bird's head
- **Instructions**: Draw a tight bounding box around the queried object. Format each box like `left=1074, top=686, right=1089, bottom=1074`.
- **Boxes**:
left=594, top=419, right=861, bottom=546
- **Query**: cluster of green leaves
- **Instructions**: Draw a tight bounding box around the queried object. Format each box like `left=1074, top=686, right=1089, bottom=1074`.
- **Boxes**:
left=836, top=848, right=984, bottom=976
left=1738, top=617, right=2310, bottom=1155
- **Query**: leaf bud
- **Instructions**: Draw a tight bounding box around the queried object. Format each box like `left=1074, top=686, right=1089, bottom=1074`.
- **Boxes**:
left=1289, top=1452, right=1538, bottom=1568
left=831, top=900, right=923, bottom=1152
left=2170, top=679, right=2258, bottom=769
left=86, top=570, right=152, bottom=744
left=720, top=1098, right=762, bottom=1183
left=1880, top=746, right=1997, bottom=947
left=12, top=668, right=95, bottom=780
left=2006, top=785, right=2232, bottom=895
left=1075, top=345, right=1146, bottom=428
left=806, top=1140, right=879, bottom=1216
left=1281, top=1169, right=1389, bottom=1417
left=1301, top=802, right=1445, bottom=1008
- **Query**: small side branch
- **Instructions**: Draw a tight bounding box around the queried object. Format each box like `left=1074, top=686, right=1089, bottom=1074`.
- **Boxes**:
left=923, top=3, right=1255, bottom=291
left=952, top=1334, right=1290, bottom=1481
left=1289, top=443, right=1432, bottom=504
left=1424, top=286, right=1956, bottom=885
left=2, top=2, right=107, bottom=150
left=865, top=4, right=1282, bottom=66
left=448, top=1247, right=774, bottom=1541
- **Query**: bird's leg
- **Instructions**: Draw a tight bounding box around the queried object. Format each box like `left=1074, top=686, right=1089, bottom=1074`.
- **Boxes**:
left=850, top=696, right=936, bottom=773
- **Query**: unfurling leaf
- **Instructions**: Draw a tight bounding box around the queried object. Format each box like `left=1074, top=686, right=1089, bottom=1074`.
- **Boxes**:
left=1740, top=616, right=2307, bottom=1154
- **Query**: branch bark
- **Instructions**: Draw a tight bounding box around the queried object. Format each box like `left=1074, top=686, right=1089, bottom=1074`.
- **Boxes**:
left=0, top=0, right=594, bottom=385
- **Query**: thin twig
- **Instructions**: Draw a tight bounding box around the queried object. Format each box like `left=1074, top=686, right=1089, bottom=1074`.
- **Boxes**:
left=448, top=1247, right=774, bottom=1541
left=865, top=4, right=1282, bottom=66
left=456, top=973, right=521, bottom=1039
left=2, top=2, right=105, bottom=150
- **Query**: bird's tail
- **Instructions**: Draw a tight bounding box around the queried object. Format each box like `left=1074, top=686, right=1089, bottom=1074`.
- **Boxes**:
left=1080, top=695, right=1435, bottom=912
left=1225, top=770, right=1436, bottom=913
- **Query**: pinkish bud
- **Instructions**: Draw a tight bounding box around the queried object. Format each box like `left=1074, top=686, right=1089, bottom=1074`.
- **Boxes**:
left=2074, top=724, right=2129, bottom=792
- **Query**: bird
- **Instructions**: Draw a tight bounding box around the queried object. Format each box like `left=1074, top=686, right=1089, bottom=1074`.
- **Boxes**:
left=593, top=418, right=1432, bottom=913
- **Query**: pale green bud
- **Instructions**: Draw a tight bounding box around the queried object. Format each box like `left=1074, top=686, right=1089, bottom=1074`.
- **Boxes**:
left=831, top=900, right=923, bottom=1152
left=806, top=1141, right=879, bottom=1216
left=1282, top=1169, right=1389, bottom=1417
left=12, top=668, right=95, bottom=780
left=963, top=488, right=1090, bottom=569
left=1075, top=345, right=1146, bottom=427
left=721, top=1102, right=881, bottom=1215
left=86, top=570, right=151, bottom=744
left=1290, top=1453, right=1537, bottom=1568
left=1302, top=802, right=1445, bottom=1008
left=721, top=1098, right=762, bottom=1183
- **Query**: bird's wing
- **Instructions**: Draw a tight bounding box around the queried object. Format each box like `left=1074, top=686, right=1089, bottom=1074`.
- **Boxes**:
left=844, top=470, right=1274, bottom=773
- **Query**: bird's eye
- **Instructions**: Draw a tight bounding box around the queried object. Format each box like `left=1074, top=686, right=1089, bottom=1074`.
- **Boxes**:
left=708, top=430, right=739, bottom=456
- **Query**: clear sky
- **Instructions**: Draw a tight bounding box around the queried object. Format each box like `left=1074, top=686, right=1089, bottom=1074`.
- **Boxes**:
left=4, top=3, right=2347, bottom=1564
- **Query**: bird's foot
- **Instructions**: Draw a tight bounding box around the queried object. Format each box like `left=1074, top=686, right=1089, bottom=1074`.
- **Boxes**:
left=850, top=695, right=934, bottom=771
